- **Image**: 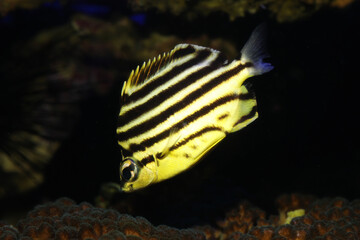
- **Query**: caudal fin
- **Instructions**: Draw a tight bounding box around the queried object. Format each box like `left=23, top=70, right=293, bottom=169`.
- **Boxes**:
left=240, top=23, right=274, bottom=76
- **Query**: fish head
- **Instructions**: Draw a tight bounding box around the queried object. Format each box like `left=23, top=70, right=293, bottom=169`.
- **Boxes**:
left=119, top=156, right=157, bottom=192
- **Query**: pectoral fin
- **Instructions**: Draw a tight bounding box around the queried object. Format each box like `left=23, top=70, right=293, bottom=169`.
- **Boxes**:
left=158, top=128, right=181, bottom=159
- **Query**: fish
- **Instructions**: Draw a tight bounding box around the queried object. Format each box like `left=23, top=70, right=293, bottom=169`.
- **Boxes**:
left=116, top=24, right=273, bottom=192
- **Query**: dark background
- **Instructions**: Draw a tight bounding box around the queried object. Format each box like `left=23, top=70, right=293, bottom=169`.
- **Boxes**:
left=1, top=0, right=359, bottom=228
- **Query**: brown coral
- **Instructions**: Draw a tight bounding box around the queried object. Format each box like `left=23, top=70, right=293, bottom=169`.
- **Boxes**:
left=0, top=223, right=19, bottom=240
left=199, top=194, right=360, bottom=240
left=1, top=198, right=205, bottom=239
left=217, top=201, right=274, bottom=234
left=2, top=195, right=360, bottom=239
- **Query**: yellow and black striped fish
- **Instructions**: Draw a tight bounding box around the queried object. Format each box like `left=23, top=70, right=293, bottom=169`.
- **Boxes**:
left=117, top=25, right=273, bottom=192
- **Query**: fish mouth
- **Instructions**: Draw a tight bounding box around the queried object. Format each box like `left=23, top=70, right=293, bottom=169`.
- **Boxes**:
left=119, top=181, right=134, bottom=192
left=126, top=184, right=134, bottom=192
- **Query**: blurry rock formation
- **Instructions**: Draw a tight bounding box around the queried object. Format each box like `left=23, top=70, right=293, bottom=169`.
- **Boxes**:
left=129, top=0, right=356, bottom=22
left=1, top=0, right=355, bottom=22
left=0, top=15, right=120, bottom=198
left=0, top=12, right=238, bottom=199
left=0, top=0, right=53, bottom=16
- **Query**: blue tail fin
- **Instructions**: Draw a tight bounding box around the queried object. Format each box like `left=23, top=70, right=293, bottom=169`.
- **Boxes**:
left=240, top=23, right=274, bottom=76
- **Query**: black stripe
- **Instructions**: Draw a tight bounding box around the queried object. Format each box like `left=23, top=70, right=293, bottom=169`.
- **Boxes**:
left=217, top=113, right=229, bottom=120
left=140, top=155, right=155, bottom=166
left=118, top=62, right=252, bottom=142
left=118, top=51, right=227, bottom=128
left=123, top=48, right=213, bottom=105
left=168, top=126, right=223, bottom=152
left=127, top=94, right=240, bottom=152
left=118, top=65, right=215, bottom=128
left=172, top=45, right=196, bottom=59
left=239, top=91, right=255, bottom=100
left=233, top=105, right=257, bottom=127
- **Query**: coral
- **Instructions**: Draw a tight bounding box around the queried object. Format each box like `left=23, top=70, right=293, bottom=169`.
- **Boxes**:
left=217, top=201, right=275, bottom=234
left=129, top=0, right=356, bottom=22
left=276, top=194, right=317, bottom=225
left=195, top=201, right=277, bottom=240
left=0, top=198, right=205, bottom=239
left=2, top=195, right=360, bottom=239
left=200, top=194, right=360, bottom=240
left=0, top=223, right=19, bottom=239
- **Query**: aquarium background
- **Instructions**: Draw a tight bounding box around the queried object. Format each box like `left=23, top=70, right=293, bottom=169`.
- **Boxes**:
left=0, top=0, right=359, bottom=234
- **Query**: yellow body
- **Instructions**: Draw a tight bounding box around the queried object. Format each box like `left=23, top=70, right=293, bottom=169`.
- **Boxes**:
left=119, top=60, right=257, bottom=192
left=117, top=25, right=273, bottom=191
left=135, top=66, right=255, bottom=184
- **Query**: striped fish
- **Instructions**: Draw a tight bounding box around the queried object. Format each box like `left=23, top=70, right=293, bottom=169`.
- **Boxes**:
left=117, top=25, right=273, bottom=192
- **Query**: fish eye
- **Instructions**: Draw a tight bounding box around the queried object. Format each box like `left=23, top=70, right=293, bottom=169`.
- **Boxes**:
left=120, top=158, right=138, bottom=182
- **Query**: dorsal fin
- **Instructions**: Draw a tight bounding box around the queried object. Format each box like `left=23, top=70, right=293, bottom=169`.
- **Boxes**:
left=121, top=44, right=195, bottom=99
